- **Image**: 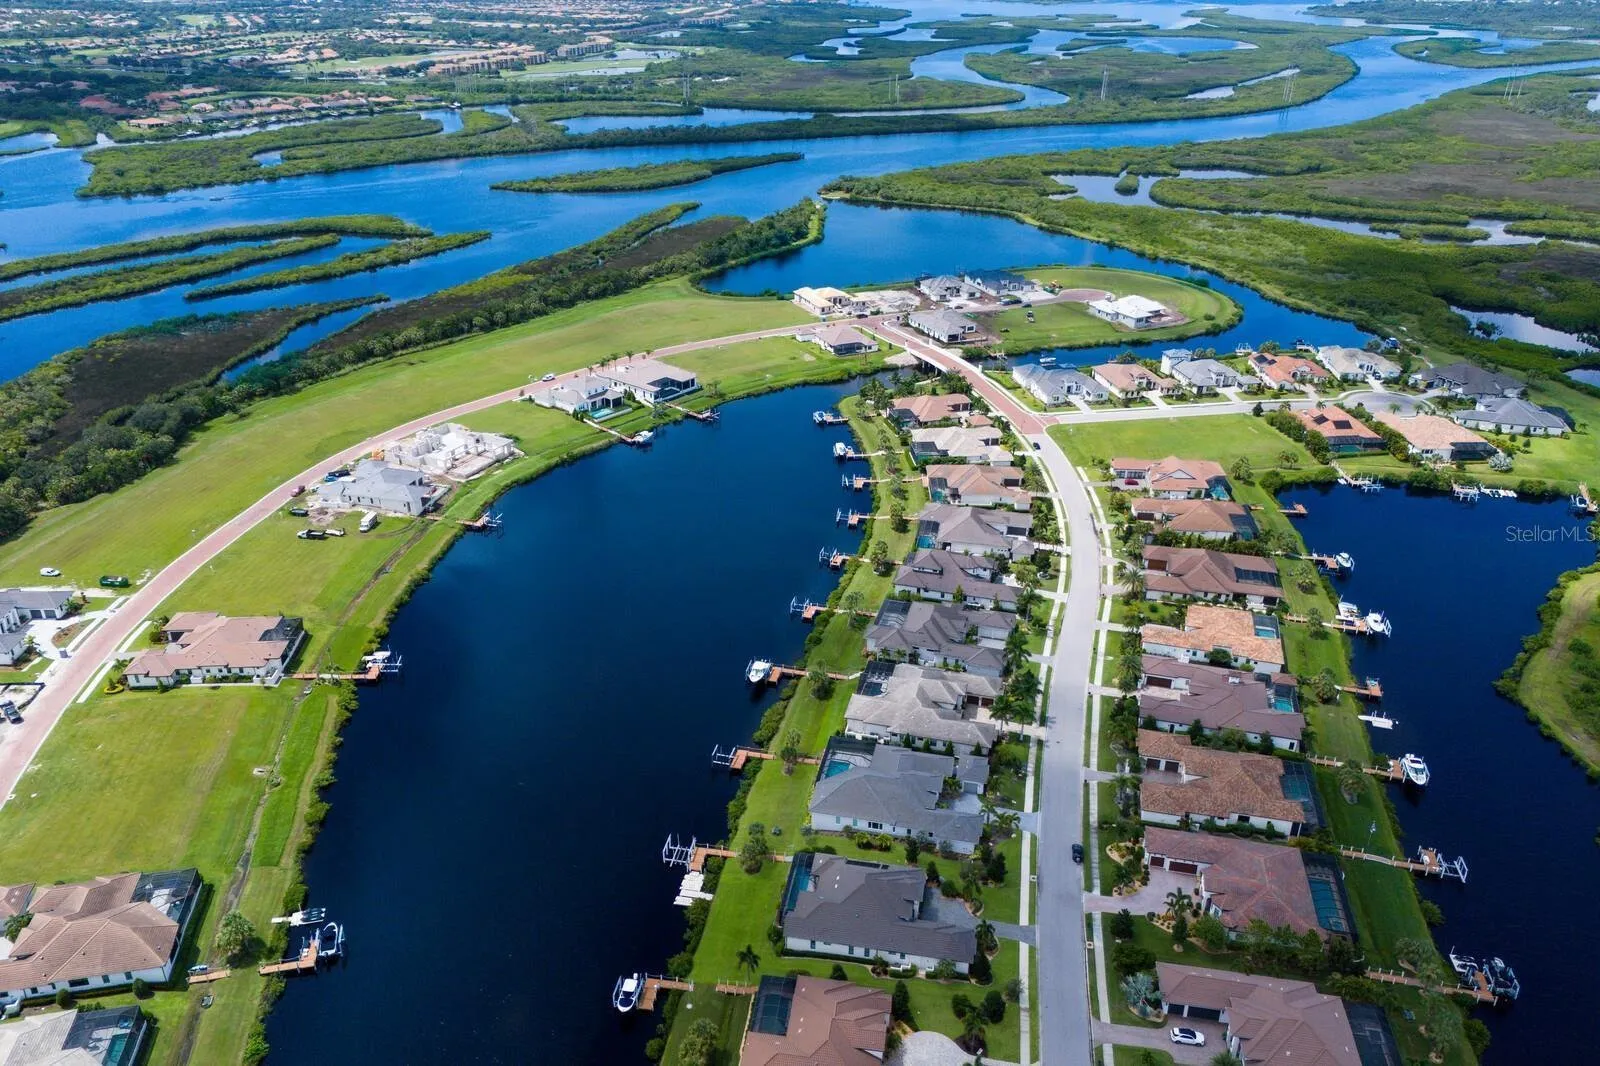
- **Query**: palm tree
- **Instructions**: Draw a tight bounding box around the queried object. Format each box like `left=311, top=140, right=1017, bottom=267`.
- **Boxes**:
left=1209, top=1052, right=1244, bottom=1066
left=736, top=944, right=761, bottom=979
left=1120, top=971, right=1156, bottom=1014
left=1164, top=890, right=1192, bottom=919
left=1337, top=760, right=1367, bottom=805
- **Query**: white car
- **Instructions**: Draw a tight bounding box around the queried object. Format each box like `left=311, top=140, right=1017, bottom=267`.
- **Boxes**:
left=38, top=567, right=60, bottom=577
left=1170, top=1027, right=1206, bottom=1047
left=541, top=372, right=556, bottom=381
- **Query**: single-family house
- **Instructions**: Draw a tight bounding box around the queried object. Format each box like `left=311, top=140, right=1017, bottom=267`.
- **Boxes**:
left=1142, top=546, right=1282, bottom=608
left=1091, top=363, right=1180, bottom=399
left=1156, top=963, right=1368, bottom=1066
left=386, top=422, right=516, bottom=478
left=740, top=976, right=890, bottom=1066
left=1159, top=348, right=1197, bottom=372
left=1412, top=361, right=1522, bottom=399
left=1454, top=396, right=1569, bottom=437
left=917, top=275, right=976, bottom=303
left=924, top=464, right=1031, bottom=510
left=0, top=869, right=200, bottom=1006
left=916, top=503, right=1034, bottom=559
left=1250, top=353, right=1330, bottom=390
left=793, top=285, right=861, bottom=317
left=1109, top=456, right=1231, bottom=499
left=894, top=549, right=1018, bottom=611
left=865, top=600, right=1014, bottom=678
left=531, top=374, right=626, bottom=418
left=1129, top=498, right=1257, bottom=541
left=1011, top=364, right=1109, bottom=406
left=124, top=613, right=304, bottom=688
left=801, top=324, right=879, bottom=356
left=908, top=309, right=979, bottom=345
left=845, top=661, right=1000, bottom=754
left=1373, top=411, right=1496, bottom=462
left=962, top=269, right=1027, bottom=298
left=594, top=357, right=698, bottom=406
left=780, top=853, right=976, bottom=973
left=1138, top=730, right=1319, bottom=836
left=1141, top=604, right=1285, bottom=674
left=1088, top=294, right=1168, bottom=328
left=1138, top=656, right=1303, bottom=751
left=0, top=1006, right=148, bottom=1065
left=1168, top=358, right=1240, bottom=395
left=1292, top=406, right=1384, bottom=453
left=889, top=393, right=973, bottom=426
left=1144, top=828, right=1344, bottom=938
left=909, top=426, right=1013, bottom=466
left=0, top=588, right=75, bottom=622
left=1316, top=345, right=1401, bottom=382
left=809, top=741, right=986, bottom=853
left=316, top=459, right=444, bottom=515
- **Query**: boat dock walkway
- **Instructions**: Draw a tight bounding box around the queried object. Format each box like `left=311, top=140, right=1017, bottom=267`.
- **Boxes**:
left=1289, top=612, right=1372, bottom=635
left=665, top=402, right=718, bottom=423
left=714, top=981, right=759, bottom=995
left=289, top=661, right=383, bottom=683
left=458, top=510, right=503, bottom=532
left=835, top=508, right=885, bottom=529
left=1340, top=845, right=1468, bottom=882
left=187, top=968, right=231, bottom=984
left=639, top=975, right=694, bottom=1011
left=1574, top=482, right=1597, bottom=515
left=841, top=474, right=888, bottom=490
left=1338, top=680, right=1383, bottom=700
left=1281, top=503, right=1308, bottom=518
left=789, top=597, right=874, bottom=624
left=711, top=744, right=820, bottom=772
left=813, top=411, right=848, bottom=426
left=258, top=943, right=317, bottom=976
left=1365, top=968, right=1497, bottom=1005
left=765, top=663, right=854, bottom=684
left=818, top=547, right=855, bottom=569
left=1308, top=755, right=1405, bottom=781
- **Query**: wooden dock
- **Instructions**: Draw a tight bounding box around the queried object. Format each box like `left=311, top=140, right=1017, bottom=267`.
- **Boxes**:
left=842, top=475, right=886, bottom=491
left=1281, top=503, right=1308, bottom=518
left=1309, top=755, right=1404, bottom=781
left=639, top=975, right=694, bottom=1011
left=1365, top=968, right=1497, bottom=1005
left=818, top=547, right=855, bottom=569
left=289, top=661, right=382, bottom=683
left=713, top=744, right=821, bottom=772
left=767, top=664, right=853, bottom=684
left=666, top=402, right=718, bottom=423
left=714, top=981, right=759, bottom=995
left=1338, top=680, right=1383, bottom=701
left=259, top=943, right=318, bottom=976
left=187, top=968, right=231, bottom=984
left=689, top=845, right=736, bottom=872
left=1575, top=482, right=1598, bottom=515
left=1340, top=846, right=1467, bottom=881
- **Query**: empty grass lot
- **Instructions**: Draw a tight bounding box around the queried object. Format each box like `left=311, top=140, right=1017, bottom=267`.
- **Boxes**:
left=1515, top=568, right=1600, bottom=773
left=1050, top=413, right=1315, bottom=473
left=983, top=266, right=1240, bottom=354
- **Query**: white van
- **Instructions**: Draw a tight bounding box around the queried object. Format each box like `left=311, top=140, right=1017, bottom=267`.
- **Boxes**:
left=358, top=511, right=378, bottom=533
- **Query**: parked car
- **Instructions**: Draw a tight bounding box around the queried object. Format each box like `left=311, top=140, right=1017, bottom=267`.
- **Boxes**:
left=325, top=528, right=346, bottom=537
left=1170, top=1028, right=1205, bottom=1047
left=38, top=566, right=60, bottom=577
left=287, top=507, right=309, bottom=518
left=1071, top=843, right=1084, bottom=864
left=99, top=575, right=130, bottom=588
left=541, top=372, right=556, bottom=381
left=291, top=484, right=307, bottom=497
left=187, top=964, right=210, bottom=976
left=297, top=529, right=327, bottom=540
left=1, top=703, right=22, bottom=725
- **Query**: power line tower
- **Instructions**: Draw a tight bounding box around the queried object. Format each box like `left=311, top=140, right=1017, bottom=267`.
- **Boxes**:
left=1282, top=71, right=1297, bottom=105
left=1100, top=67, right=1108, bottom=102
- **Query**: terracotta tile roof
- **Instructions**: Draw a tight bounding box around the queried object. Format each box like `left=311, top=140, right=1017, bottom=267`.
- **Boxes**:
left=1157, top=963, right=1361, bottom=1066
left=1142, top=546, right=1281, bottom=601
left=890, top=393, right=971, bottom=424
left=1251, top=354, right=1329, bottom=386
left=1141, top=605, right=1283, bottom=667
left=125, top=614, right=300, bottom=680
left=1138, top=731, right=1306, bottom=825
left=741, top=977, right=891, bottom=1066
left=0, top=872, right=192, bottom=993
left=1130, top=498, right=1254, bottom=537
left=1144, top=828, right=1321, bottom=935
left=1293, top=406, right=1381, bottom=445
left=1092, top=363, right=1178, bottom=393
left=1372, top=411, right=1489, bottom=452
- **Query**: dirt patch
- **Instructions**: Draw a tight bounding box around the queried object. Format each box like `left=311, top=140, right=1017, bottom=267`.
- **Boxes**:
left=1432, top=107, right=1599, bottom=148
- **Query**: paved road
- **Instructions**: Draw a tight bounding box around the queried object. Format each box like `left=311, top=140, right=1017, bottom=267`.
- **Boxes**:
left=0, top=331, right=811, bottom=811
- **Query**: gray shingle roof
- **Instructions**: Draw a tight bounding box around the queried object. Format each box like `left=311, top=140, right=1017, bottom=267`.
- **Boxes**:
left=783, top=854, right=976, bottom=963
left=810, top=746, right=984, bottom=847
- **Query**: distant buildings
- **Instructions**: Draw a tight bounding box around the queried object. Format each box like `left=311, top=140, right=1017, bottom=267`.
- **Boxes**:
left=386, top=422, right=515, bottom=479
left=1373, top=411, right=1495, bottom=462
left=780, top=853, right=976, bottom=972
left=530, top=375, right=626, bottom=419
left=1316, top=345, right=1401, bottom=382
left=1411, top=361, right=1521, bottom=399
left=962, top=269, right=1028, bottom=298
left=124, top=613, right=304, bottom=688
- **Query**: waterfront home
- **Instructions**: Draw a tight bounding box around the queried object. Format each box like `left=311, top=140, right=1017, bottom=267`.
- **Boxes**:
left=780, top=853, right=976, bottom=972
left=924, top=464, right=1031, bottom=510
left=1144, top=828, right=1343, bottom=939
left=844, top=661, right=1001, bottom=754
left=888, top=393, right=973, bottom=426
left=800, top=323, right=879, bottom=356
left=1316, top=345, right=1401, bottom=382
left=1412, top=361, right=1522, bottom=399
left=963, top=269, right=1028, bottom=298
left=809, top=740, right=986, bottom=853
left=316, top=458, right=444, bottom=516
left=1091, top=362, right=1181, bottom=399
left=740, top=976, right=890, bottom=1066
left=386, top=422, right=516, bottom=479
left=1138, top=656, right=1304, bottom=751
left=530, top=374, right=626, bottom=419
left=1088, top=294, right=1169, bottom=328
left=1454, top=395, right=1569, bottom=437
left=1141, top=546, right=1282, bottom=609
left=793, top=285, right=862, bottom=317
left=1129, top=498, right=1256, bottom=541
left=1011, top=364, right=1109, bottom=406
left=1109, top=456, right=1230, bottom=499
left=1373, top=411, right=1495, bottom=462
left=909, top=426, right=1013, bottom=466
left=917, top=275, right=977, bottom=303
left=124, top=613, right=304, bottom=688
left=0, top=869, right=200, bottom=1006
left=908, top=308, right=980, bottom=345
left=1168, top=358, right=1240, bottom=395
left=894, top=549, right=1018, bottom=611
left=1141, top=604, right=1285, bottom=674
left=1292, top=406, right=1384, bottom=453
left=1250, top=352, right=1329, bottom=390
left=593, top=357, right=698, bottom=406
left=916, top=503, right=1034, bottom=560
left=1138, top=730, right=1319, bottom=836
left=1156, top=963, right=1371, bottom=1066
left=0, top=1006, right=148, bottom=1065
left=865, top=601, right=1015, bottom=678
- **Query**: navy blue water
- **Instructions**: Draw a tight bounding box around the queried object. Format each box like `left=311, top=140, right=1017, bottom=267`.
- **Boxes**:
left=264, top=384, right=865, bottom=1064
left=1280, top=485, right=1597, bottom=1061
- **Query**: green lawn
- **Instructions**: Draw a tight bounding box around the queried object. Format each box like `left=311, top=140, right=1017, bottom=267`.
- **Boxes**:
left=1113, top=1047, right=1176, bottom=1066
left=984, top=266, right=1239, bottom=354
left=1050, top=413, right=1314, bottom=473
left=1516, top=568, right=1600, bottom=773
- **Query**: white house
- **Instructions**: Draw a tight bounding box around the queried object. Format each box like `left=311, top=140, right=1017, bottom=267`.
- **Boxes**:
left=1316, top=345, right=1401, bottom=382
left=1012, top=364, right=1108, bottom=406
left=1088, top=294, right=1167, bottom=328
left=908, top=309, right=979, bottom=345
left=531, top=374, right=627, bottom=419
left=317, top=459, right=443, bottom=515
left=793, top=286, right=862, bottom=317
left=386, top=422, right=515, bottom=479
left=1454, top=396, right=1569, bottom=437
left=593, top=357, right=698, bottom=406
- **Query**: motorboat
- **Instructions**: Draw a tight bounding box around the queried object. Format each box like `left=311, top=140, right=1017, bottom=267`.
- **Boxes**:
left=1399, top=753, right=1430, bottom=787
left=1037, top=356, right=1057, bottom=367
left=271, top=907, right=326, bottom=927
left=1483, top=957, right=1520, bottom=1000
left=613, top=973, right=642, bottom=1012
left=1364, top=611, right=1391, bottom=637
left=634, top=430, right=655, bottom=445
left=1357, top=713, right=1396, bottom=730
left=745, top=659, right=773, bottom=685
left=316, top=921, right=344, bottom=959
left=1336, top=601, right=1362, bottom=622
left=1334, top=552, right=1355, bottom=572
left=832, top=440, right=850, bottom=459
left=1447, top=950, right=1479, bottom=981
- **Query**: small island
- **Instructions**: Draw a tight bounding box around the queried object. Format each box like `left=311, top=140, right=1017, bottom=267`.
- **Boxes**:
left=491, top=152, right=804, bottom=194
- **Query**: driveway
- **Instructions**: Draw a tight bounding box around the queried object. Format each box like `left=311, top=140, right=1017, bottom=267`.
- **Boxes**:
left=1084, top=866, right=1194, bottom=917
left=1092, top=1019, right=1220, bottom=1065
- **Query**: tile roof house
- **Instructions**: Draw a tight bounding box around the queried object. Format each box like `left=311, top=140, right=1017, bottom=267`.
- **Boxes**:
left=1130, top=498, right=1257, bottom=541
left=123, top=613, right=304, bottom=688
left=809, top=742, right=987, bottom=853
left=845, top=661, right=1000, bottom=754
left=1138, top=731, right=1317, bottom=836
left=0, top=869, right=200, bottom=1005
left=316, top=458, right=444, bottom=516
left=1372, top=411, right=1495, bottom=462
left=924, top=464, right=1031, bottom=510
left=865, top=601, right=1015, bottom=678
left=917, top=275, right=978, bottom=303
left=963, top=269, right=1028, bottom=297
left=793, top=285, right=863, bottom=317
left=1088, top=294, right=1168, bottom=327
left=593, top=357, right=698, bottom=406
left=1292, top=406, right=1384, bottom=453
left=1157, top=963, right=1364, bottom=1066
left=1315, top=345, right=1401, bottom=382
left=530, top=374, right=626, bottom=419
left=1412, top=361, right=1522, bottom=399
left=916, top=503, right=1034, bottom=560
left=740, top=976, right=890, bottom=1066
left=1168, top=358, right=1241, bottom=394
left=781, top=853, right=976, bottom=972
left=1144, top=828, right=1332, bottom=938
left=1142, top=546, right=1282, bottom=608
left=1109, top=456, right=1230, bottom=499
left=1454, top=396, right=1569, bottom=437
left=909, top=426, right=1013, bottom=466
left=908, top=309, right=979, bottom=344
left=894, top=549, right=1018, bottom=611
left=0, top=1005, right=147, bottom=1066
left=1091, top=363, right=1180, bottom=399
left=1011, top=364, right=1109, bottom=406
left=1138, top=656, right=1304, bottom=751
left=1250, top=353, right=1329, bottom=390
left=1141, top=605, right=1285, bottom=673
left=889, top=393, right=973, bottom=426
left=802, top=324, right=879, bottom=356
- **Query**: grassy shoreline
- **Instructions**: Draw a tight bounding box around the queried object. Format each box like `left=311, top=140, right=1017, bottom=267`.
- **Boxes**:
left=491, top=152, right=803, bottom=194
left=186, top=231, right=490, bottom=300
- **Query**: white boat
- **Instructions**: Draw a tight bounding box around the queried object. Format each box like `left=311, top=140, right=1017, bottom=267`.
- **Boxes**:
left=634, top=430, right=655, bottom=444
left=1365, top=611, right=1391, bottom=637
left=1357, top=713, right=1396, bottom=730
left=1037, top=356, right=1057, bottom=367
left=1336, top=601, right=1362, bottom=622
left=1448, top=950, right=1479, bottom=981
left=832, top=441, right=850, bottom=459
left=316, top=921, right=343, bottom=959
left=1334, top=552, right=1355, bottom=571
left=613, top=974, right=642, bottom=1012
left=1399, top=753, right=1430, bottom=787
left=272, top=907, right=326, bottom=926
left=745, top=659, right=773, bottom=685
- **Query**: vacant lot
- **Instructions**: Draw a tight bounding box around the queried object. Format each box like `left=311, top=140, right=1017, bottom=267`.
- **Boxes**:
left=984, top=266, right=1238, bottom=352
